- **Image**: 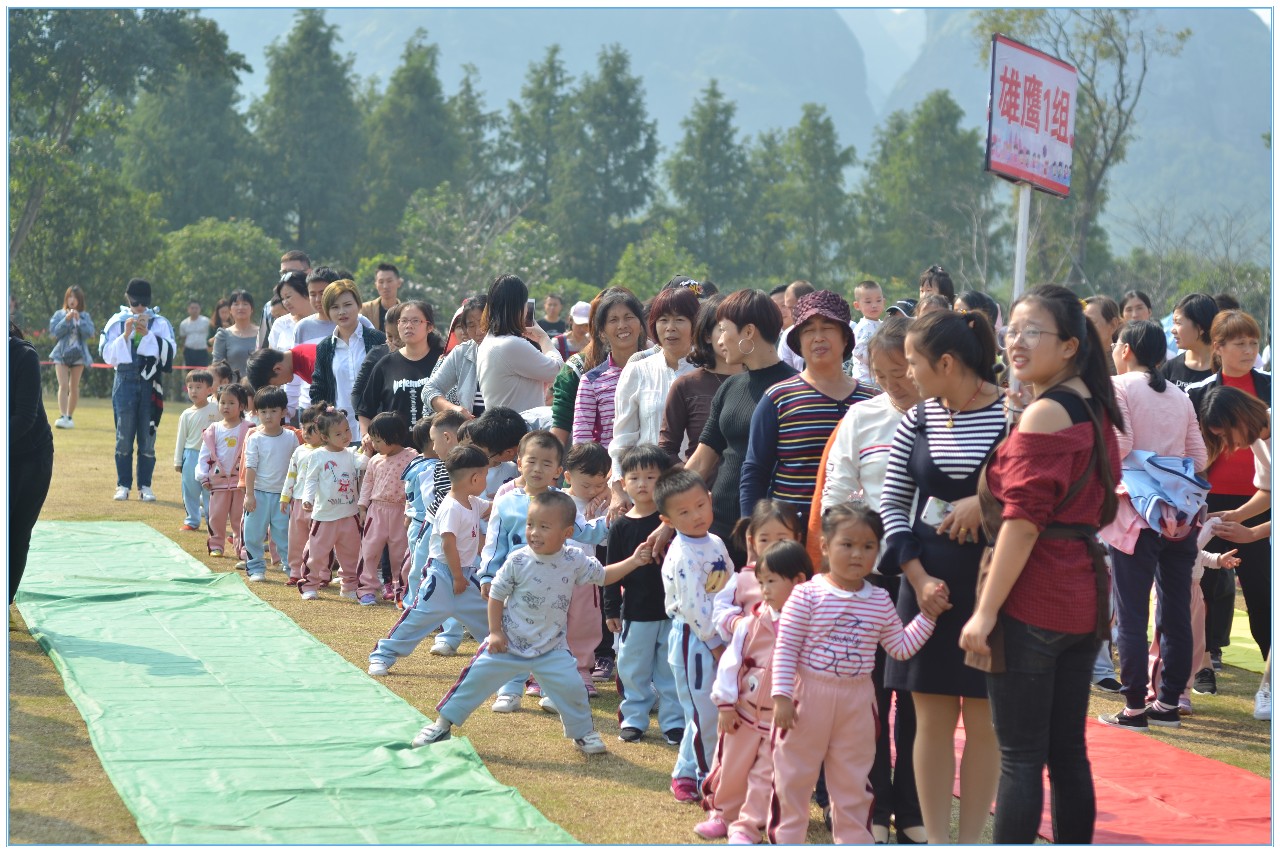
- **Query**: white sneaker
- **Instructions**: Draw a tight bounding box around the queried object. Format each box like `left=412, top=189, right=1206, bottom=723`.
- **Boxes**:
left=246, top=574, right=264, bottom=583
left=574, top=731, right=608, bottom=755
left=235, top=560, right=248, bottom=570
left=368, top=661, right=390, bottom=677
left=339, top=589, right=358, bottom=600
left=65, top=417, right=74, bottom=429
left=139, top=486, right=157, bottom=502
left=491, top=693, right=521, bottom=713
left=538, top=696, right=560, bottom=714
left=300, top=590, right=318, bottom=601
left=1254, top=685, right=1272, bottom=721
left=412, top=720, right=452, bottom=747
left=54, top=415, right=69, bottom=429
left=430, top=639, right=457, bottom=657
left=113, top=486, right=129, bottom=501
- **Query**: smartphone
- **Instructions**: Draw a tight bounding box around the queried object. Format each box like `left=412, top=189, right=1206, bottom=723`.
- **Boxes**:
left=921, top=495, right=953, bottom=527
left=525, top=298, right=536, bottom=327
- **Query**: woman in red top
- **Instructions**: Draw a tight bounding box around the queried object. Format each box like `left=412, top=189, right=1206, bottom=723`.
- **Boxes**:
left=960, top=285, right=1122, bottom=844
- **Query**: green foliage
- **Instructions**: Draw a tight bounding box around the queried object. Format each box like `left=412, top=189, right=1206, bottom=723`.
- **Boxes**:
left=545, top=278, right=601, bottom=306
left=608, top=220, right=710, bottom=300
left=248, top=10, right=364, bottom=262
left=144, top=218, right=282, bottom=320
left=446, top=64, right=509, bottom=208
left=508, top=46, right=572, bottom=219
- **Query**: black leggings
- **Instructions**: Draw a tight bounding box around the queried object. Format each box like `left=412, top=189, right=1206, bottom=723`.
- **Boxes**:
left=10, top=445, right=54, bottom=604
left=1203, top=493, right=1271, bottom=660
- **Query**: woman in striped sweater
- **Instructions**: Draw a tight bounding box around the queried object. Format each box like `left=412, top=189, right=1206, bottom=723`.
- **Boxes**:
left=569, top=288, right=646, bottom=452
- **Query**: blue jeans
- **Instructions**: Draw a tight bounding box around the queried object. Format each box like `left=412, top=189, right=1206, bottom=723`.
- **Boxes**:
left=112, top=371, right=156, bottom=489
left=180, top=448, right=210, bottom=528
left=986, top=613, right=1099, bottom=844
left=242, top=490, right=289, bottom=578
left=668, top=621, right=718, bottom=783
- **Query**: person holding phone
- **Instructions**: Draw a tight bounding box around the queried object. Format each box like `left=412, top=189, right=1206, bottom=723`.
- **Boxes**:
left=476, top=275, right=564, bottom=413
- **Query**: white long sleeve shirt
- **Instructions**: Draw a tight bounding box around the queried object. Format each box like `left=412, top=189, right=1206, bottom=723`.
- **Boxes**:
left=608, top=352, right=695, bottom=481
left=173, top=403, right=219, bottom=467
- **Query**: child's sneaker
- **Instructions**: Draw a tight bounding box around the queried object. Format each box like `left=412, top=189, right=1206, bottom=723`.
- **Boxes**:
left=663, top=728, right=684, bottom=745
left=246, top=573, right=265, bottom=583
left=1254, top=684, right=1272, bottom=721
left=538, top=696, right=559, bottom=714
left=1098, top=709, right=1148, bottom=731
left=1145, top=703, right=1181, bottom=728
left=574, top=731, right=607, bottom=755
left=1178, top=695, right=1193, bottom=716
left=381, top=582, right=395, bottom=601
left=235, top=560, right=248, bottom=570
left=430, top=639, right=457, bottom=656
left=208, top=549, right=223, bottom=558
left=358, top=594, right=377, bottom=606
left=300, top=590, right=319, bottom=601
left=591, top=656, right=615, bottom=682
left=1193, top=667, right=1217, bottom=695
left=618, top=726, right=643, bottom=742
left=412, top=720, right=452, bottom=747
left=694, top=816, right=728, bottom=840
left=368, top=660, right=390, bottom=677
left=491, top=693, right=521, bottom=713
left=525, top=679, right=542, bottom=697
left=179, top=524, right=199, bottom=532
left=586, top=682, right=599, bottom=698
left=286, top=577, right=299, bottom=587
left=671, top=776, right=701, bottom=803
left=727, top=832, right=756, bottom=845
left=339, top=589, right=358, bottom=600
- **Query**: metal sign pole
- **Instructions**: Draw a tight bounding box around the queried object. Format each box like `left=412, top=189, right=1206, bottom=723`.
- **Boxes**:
left=1012, top=182, right=1032, bottom=302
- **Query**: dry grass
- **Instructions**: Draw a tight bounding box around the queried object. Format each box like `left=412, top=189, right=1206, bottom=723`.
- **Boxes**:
left=10, top=396, right=1271, bottom=844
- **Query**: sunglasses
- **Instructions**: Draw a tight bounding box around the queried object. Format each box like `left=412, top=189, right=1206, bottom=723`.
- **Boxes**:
left=127, top=298, right=145, bottom=308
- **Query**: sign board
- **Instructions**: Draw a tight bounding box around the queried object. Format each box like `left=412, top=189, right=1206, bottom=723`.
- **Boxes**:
left=985, top=33, right=1078, bottom=198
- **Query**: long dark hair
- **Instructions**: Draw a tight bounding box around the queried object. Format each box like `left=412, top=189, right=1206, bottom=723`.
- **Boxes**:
left=1012, top=284, right=1124, bottom=431
left=687, top=293, right=726, bottom=370
left=907, top=309, right=998, bottom=385
left=1199, top=385, right=1270, bottom=467
left=1117, top=320, right=1168, bottom=392
left=482, top=274, right=529, bottom=338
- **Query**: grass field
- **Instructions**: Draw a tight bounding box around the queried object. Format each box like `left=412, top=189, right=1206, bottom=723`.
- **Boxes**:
left=9, top=396, right=1272, bottom=844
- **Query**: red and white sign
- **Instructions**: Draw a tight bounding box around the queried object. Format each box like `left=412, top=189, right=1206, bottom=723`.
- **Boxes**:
left=985, top=33, right=1078, bottom=197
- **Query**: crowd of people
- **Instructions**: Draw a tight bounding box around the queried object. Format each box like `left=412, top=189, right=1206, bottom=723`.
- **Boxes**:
left=27, top=252, right=1272, bottom=844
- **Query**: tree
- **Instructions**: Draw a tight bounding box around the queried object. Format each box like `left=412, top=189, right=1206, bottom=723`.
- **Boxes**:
left=144, top=218, right=283, bottom=319
left=855, top=90, right=1006, bottom=288
left=249, top=10, right=365, bottom=262
left=664, top=80, right=751, bottom=281
left=8, top=9, right=248, bottom=260
left=548, top=45, right=659, bottom=285
left=358, top=30, right=459, bottom=259
left=609, top=220, right=710, bottom=300
left=508, top=46, right=572, bottom=220
left=973, top=9, right=1190, bottom=285
left=446, top=64, right=510, bottom=208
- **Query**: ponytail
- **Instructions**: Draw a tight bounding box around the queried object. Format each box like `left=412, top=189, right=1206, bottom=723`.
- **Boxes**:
left=907, top=309, right=998, bottom=385
left=1117, top=320, right=1168, bottom=393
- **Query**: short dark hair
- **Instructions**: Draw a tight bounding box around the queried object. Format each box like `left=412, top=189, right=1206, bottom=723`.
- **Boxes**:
left=185, top=369, right=214, bottom=386
left=281, top=249, right=311, bottom=267
left=469, top=406, right=527, bottom=455
left=410, top=416, right=434, bottom=453
left=821, top=501, right=884, bottom=542
left=769, top=284, right=789, bottom=297
left=1211, top=293, right=1240, bottom=311
left=306, top=267, right=341, bottom=286
left=646, top=286, right=700, bottom=341
left=125, top=278, right=152, bottom=306
left=279, top=270, right=309, bottom=299
left=228, top=289, right=255, bottom=310
left=529, top=489, right=578, bottom=528
left=445, top=444, right=490, bottom=479
left=716, top=289, right=784, bottom=346
left=430, top=409, right=468, bottom=433
left=517, top=429, right=565, bottom=466
left=1173, top=293, right=1219, bottom=345
left=1120, top=290, right=1153, bottom=312
left=253, top=385, right=288, bottom=412
left=368, top=411, right=412, bottom=447
left=246, top=347, right=285, bottom=390
left=756, top=540, right=812, bottom=582
left=375, top=262, right=401, bottom=277
left=314, top=408, right=349, bottom=439
left=654, top=468, right=708, bottom=515
left=787, top=280, right=815, bottom=300
left=217, top=382, right=250, bottom=412
left=620, top=443, right=670, bottom=476
left=210, top=359, right=237, bottom=385
left=565, top=441, right=611, bottom=477
left=919, top=265, right=955, bottom=301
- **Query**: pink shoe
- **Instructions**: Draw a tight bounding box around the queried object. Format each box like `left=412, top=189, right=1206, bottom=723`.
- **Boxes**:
left=671, top=777, right=700, bottom=804
left=694, top=815, right=727, bottom=839
left=727, top=831, right=756, bottom=845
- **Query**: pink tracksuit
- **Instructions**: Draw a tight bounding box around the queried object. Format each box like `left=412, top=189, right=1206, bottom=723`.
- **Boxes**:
left=567, top=583, right=603, bottom=687
left=357, top=447, right=418, bottom=596
left=768, top=576, right=935, bottom=845
left=299, top=447, right=365, bottom=596
left=196, top=420, right=251, bottom=554
left=704, top=601, right=779, bottom=842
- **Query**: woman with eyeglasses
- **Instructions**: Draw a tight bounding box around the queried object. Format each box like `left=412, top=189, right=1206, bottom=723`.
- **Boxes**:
left=425, top=295, right=487, bottom=420
left=356, top=301, right=442, bottom=435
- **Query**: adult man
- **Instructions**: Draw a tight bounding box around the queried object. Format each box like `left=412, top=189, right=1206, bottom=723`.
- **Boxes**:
left=100, top=278, right=176, bottom=502
left=259, top=250, right=311, bottom=347
left=770, top=284, right=791, bottom=328
left=361, top=263, right=402, bottom=332
left=777, top=280, right=817, bottom=369
left=538, top=292, right=567, bottom=335
left=178, top=301, right=211, bottom=367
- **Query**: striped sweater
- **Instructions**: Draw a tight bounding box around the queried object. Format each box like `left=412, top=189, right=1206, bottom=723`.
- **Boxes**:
left=740, top=375, right=875, bottom=513
left=572, top=354, right=623, bottom=447
left=771, top=575, right=935, bottom=698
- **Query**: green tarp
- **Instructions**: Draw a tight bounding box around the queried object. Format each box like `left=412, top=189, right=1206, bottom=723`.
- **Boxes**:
left=15, top=521, right=576, bottom=844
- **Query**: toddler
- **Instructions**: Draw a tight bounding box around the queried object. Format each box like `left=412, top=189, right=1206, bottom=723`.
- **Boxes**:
left=197, top=383, right=251, bottom=557
left=298, top=407, right=367, bottom=601
left=368, top=445, right=492, bottom=676
left=173, top=369, right=217, bottom=532
left=656, top=469, right=731, bottom=804
left=768, top=503, right=937, bottom=844
left=413, top=490, right=651, bottom=755
left=400, top=415, right=441, bottom=606
left=849, top=279, right=885, bottom=388
left=699, top=541, right=810, bottom=843
left=713, top=500, right=805, bottom=643
left=606, top=444, right=684, bottom=743
left=241, top=386, right=300, bottom=581
left=358, top=412, right=420, bottom=600
left=281, top=401, right=328, bottom=584
left=560, top=441, right=614, bottom=697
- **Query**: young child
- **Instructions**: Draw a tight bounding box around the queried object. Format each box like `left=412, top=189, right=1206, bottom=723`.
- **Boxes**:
left=399, top=415, right=440, bottom=606
left=281, top=401, right=327, bottom=585
left=210, top=359, right=236, bottom=389
left=849, top=279, right=885, bottom=388
left=197, top=383, right=251, bottom=557
left=412, top=490, right=652, bottom=755
left=410, top=410, right=467, bottom=614
left=173, top=369, right=217, bottom=532
left=713, top=500, right=806, bottom=643
left=241, top=386, right=300, bottom=582
left=699, top=541, right=810, bottom=843
left=605, top=444, right=684, bottom=743
left=768, top=503, right=937, bottom=845
left=656, top=469, right=731, bottom=804
left=368, top=445, right=492, bottom=675
left=477, top=430, right=611, bottom=712
left=358, top=412, right=420, bottom=601
left=561, top=441, right=613, bottom=697
left=298, top=407, right=366, bottom=601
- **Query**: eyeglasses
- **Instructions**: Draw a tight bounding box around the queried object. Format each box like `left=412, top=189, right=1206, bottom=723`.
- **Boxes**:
left=398, top=318, right=428, bottom=328
left=1004, top=326, right=1064, bottom=348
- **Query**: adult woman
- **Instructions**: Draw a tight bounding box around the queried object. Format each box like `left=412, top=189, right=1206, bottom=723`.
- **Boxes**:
left=685, top=289, right=796, bottom=567
left=1187, top=310, right=1272, bottom=670
left=879, top=310, right=1005, bottom=844
left=208, top=298, right=232, bottom=348
left=1120, top=290, right=1153, bottom=323
left=918, top=264, right=955, bottom=303
left=570, top=288, right=646, bottom=451
left=608, top=286, right=699, bottom=493
left=212, top=290, right=260, bottom=380
left=269, top=271, right=314, bottom=419
left=817, top=315, right=925, bottom=844
left=476, top=274, right=563, bottom=413
left=1084, top=295, right=1123, bottom=345
left=48, top=285, right=95, bottom=429
left=741, top=291, right=873, bottom=529
left=425, top=295, right=486, bottom=419
left=309, top=280, right=386, bottom=443
left=10, top=322, right=54, bottom=603
left=660, top=294, right=741, bottom=470
left=358, top=300, right=443, bottom=431
left=958, top=285, right=1122, bottom=843
left=1161, top=293, right=1218, bottom=390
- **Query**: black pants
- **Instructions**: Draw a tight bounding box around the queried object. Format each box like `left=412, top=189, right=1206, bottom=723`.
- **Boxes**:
left=10, top=445, right=54, bottom=604
left=869, top=577, right=921, bottom=830
left=183, top=347, right=209, bottom=368
left=594, top=543, right=615, bottom=661
left=1204, top=493, right=1271, bottom=659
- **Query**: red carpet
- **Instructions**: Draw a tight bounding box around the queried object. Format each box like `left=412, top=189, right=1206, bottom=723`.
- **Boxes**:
left=942, top=714, right=1272, bottom=843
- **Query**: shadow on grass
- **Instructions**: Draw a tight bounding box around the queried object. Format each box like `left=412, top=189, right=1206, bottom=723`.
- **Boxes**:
left=9, top=810, right=110, bottom=845
left=9, top=630, right=72, bottom=700
left=8, top=708, right=85, bottom=785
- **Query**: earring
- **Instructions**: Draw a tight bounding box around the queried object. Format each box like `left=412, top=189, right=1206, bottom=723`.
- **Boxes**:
left=737, top=337, right=756, bottom=356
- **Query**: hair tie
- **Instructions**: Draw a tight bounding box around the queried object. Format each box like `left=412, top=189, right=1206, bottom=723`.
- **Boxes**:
left=326, top=406, right=336, bottom=413
left=1079, top=298, right=1089, bottom=310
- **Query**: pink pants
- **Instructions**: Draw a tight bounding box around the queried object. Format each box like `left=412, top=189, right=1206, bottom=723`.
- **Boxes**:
left=300, top=516, right=363, bottom=595
left=567, top=583, right=603, bottom=687
left=359, top=501, right=409, bottom=593
left=206, top=487, right=244, bottom=553
left=1148, top=579, right=1207, bottom=702
left=704, top=719, right=772, bottom=840
left=769, top=670, right=877, bottom=845
left=287, top=502, right=316, bottom=580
